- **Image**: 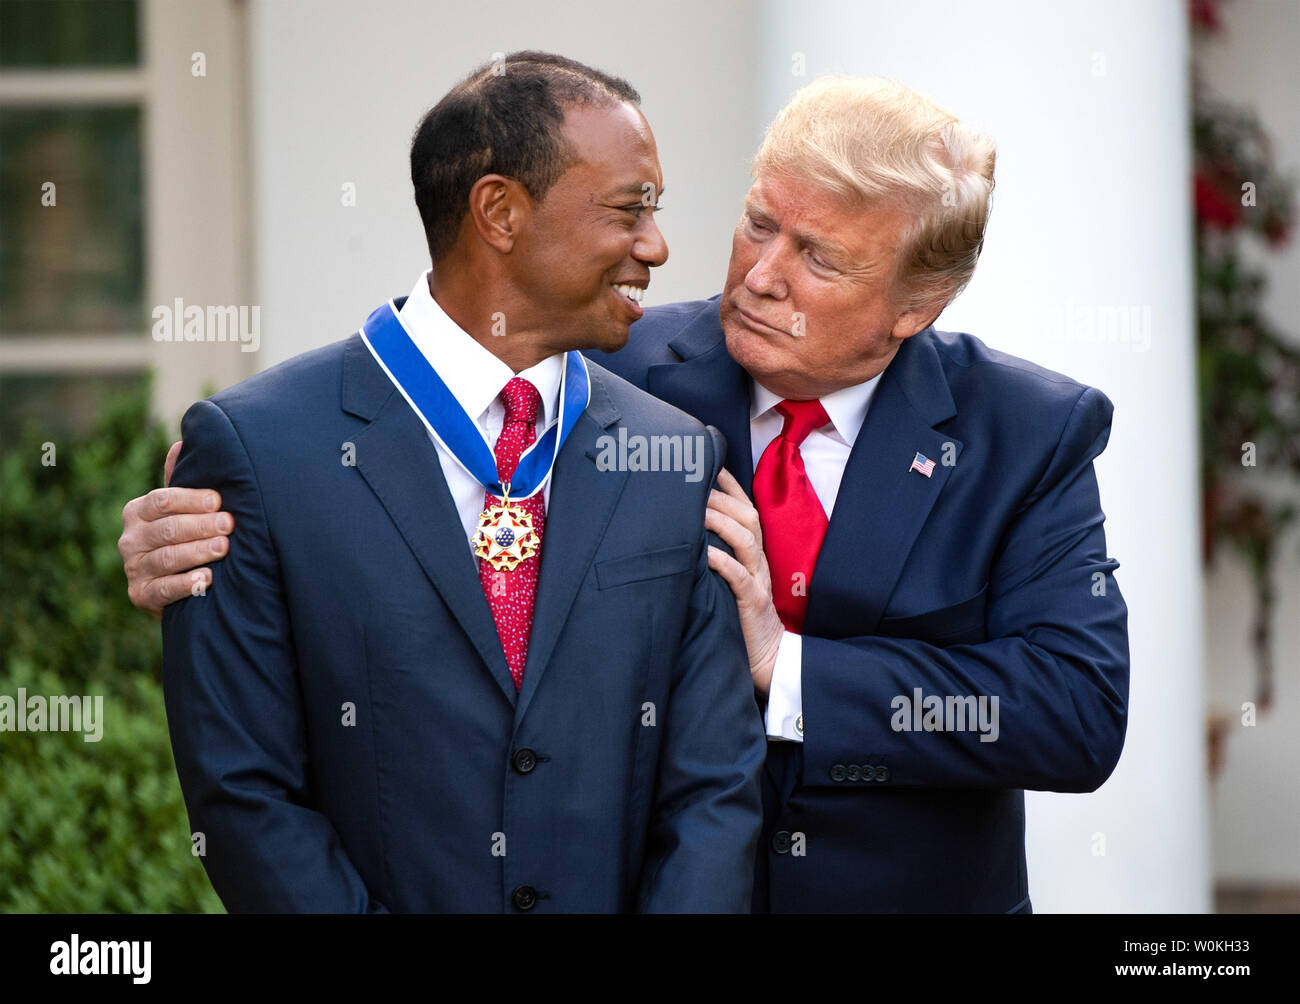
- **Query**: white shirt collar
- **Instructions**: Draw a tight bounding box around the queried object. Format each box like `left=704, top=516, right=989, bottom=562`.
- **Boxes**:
left=397, top=268, right=563, bottom=428
left=750, top=369, right=885, bottom=448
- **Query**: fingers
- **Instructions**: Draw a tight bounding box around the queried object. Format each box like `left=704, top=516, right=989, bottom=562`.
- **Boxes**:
left=121, top=486, right=222, bottom=528
left=129, top=568, right=213, bottom=619
left=137, top=485, right=223, bottom=521
left=118, top=477, right=231, bottom=617
left=119, top=501, right=231, bottom=574
left=707, top=544, right=751, bottom=599
left=134, top=511, right=233, bottom=553
left=129, top=532, right=229, bottom=581
left=707, top=543, right=767, bottom=609
left=705, top=505, right=764, bottom=574
left=715, top=466, right=747, bottom=500
left=708, top=487, right=763, bottom=549
left=162, top=440, right=182, bottom=488
left=709, top=545, right=784, bottom=695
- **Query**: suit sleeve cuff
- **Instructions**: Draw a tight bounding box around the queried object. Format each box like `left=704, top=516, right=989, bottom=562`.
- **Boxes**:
left=763, top=631, right=804, bottom=742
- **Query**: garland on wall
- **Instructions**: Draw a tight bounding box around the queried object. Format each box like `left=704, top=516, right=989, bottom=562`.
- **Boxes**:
left=1191, top=0, right=1298, bottom=745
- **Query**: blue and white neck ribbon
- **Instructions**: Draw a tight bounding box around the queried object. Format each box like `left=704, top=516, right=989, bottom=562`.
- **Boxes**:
left=358, top=300, right=590, bottom=501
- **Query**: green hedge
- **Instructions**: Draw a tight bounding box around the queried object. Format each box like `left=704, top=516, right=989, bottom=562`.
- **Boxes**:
left=0, top=382, right=223, bottom=912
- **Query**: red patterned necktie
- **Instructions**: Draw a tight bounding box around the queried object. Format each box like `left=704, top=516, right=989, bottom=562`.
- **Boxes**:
left=478, top=377, right=546, bottom=690
left=752, top=398, right=831, bottom=633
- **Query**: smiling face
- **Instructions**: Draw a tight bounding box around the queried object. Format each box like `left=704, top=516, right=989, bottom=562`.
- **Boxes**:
left=720, top=171, right=937, bottom=401
left=512, top=100, right=668, bottom=357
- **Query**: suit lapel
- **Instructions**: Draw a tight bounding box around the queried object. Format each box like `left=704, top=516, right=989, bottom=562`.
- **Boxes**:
left=514, top=367, right=627, bottom=723
left=643, top=305, right=964, bottom=639
left=342, top=334, right=519, bottom=707
left=646, top=300, right=755, bottom=495
left=802, top=330, right=963, bottom=639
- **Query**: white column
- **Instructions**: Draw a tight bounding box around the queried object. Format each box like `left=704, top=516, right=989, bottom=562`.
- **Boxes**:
left=759, top=0, right=1209, bottom=912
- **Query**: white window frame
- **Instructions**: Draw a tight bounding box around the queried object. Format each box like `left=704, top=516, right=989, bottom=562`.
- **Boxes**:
left=0, top=0, right=254, bottom=428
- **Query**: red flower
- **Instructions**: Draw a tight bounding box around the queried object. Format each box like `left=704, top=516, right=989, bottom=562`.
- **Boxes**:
left=1264, top=217, right=1293, bottom=247
left=1190, top=0, right=1223, bottom=32
left=1195, top=173, right=1242, bottom=229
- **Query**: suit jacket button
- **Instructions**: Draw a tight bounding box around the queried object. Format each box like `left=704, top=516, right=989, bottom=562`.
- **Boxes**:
left=875, top=765, right=889, bottom=782
left=829, top=764, right=846, bottom=782
left=772, top=829, right=792, bottom=854
left=861, top=764, right=877, bottom=781
left=845, top=764, right=861, bottom=781
left=512, top=748, right=537, bottom=774
left=512, top=885, right=537, bottom=911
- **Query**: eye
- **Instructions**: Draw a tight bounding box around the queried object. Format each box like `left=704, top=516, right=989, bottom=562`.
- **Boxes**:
left=804, top=248, right=835, bottom=272
left=744, top=215, right=770, bottom=235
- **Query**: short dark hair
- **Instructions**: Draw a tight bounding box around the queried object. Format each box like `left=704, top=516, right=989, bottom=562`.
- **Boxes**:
left=410, top=51, right=641, bottom=264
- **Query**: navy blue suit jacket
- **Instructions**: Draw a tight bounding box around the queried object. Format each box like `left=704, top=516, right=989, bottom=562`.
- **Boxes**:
left=588, top=296, right=1130, bottom=913
left=161, top=306, right=767, bottom=913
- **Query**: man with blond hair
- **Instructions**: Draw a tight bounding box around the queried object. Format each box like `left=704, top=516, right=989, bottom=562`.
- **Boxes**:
left=119, top=73, right=1128, bottom=913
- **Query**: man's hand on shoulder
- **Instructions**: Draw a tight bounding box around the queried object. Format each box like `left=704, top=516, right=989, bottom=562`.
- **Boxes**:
left=118, top=439, right=234, bottom=619
left=705, top=467, right=784, bottom=695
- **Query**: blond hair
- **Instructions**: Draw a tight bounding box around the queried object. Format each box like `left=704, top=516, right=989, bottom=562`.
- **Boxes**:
left=752, top=76, right=996, bottom=313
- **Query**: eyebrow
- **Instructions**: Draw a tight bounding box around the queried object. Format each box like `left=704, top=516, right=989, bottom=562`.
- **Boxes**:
left=745, top=200, right=852, bottom=265
left=607, top=184, right=666, bottom=202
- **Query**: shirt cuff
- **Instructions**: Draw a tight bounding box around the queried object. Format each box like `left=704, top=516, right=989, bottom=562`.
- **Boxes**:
left=763, top=631, right=804, bottom=742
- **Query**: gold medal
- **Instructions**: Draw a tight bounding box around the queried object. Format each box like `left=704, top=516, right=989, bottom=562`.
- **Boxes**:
left=472, top=485, right=540, bottom=573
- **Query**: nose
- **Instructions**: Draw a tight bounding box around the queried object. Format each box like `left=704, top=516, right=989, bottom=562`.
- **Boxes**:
left=745, top=241, right=788, bottom=299
left=633, top=213, right=669, bottom=268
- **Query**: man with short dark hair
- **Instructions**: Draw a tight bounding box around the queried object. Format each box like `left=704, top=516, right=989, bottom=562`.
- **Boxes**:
left=143, top=51, right=766, bottom=913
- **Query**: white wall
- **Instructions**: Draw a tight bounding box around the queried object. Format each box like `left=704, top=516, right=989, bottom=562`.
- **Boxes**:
left=759, top=0, right=1209, bottom=911
left=247, top=0, right=758, bottom=367
left=1197, top=0, right=1300, bottom=886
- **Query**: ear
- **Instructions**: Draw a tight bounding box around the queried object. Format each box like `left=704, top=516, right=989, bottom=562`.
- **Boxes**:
left=890, top=300, right=945, bottom=340
left=466, top=174, right=531, bottom=254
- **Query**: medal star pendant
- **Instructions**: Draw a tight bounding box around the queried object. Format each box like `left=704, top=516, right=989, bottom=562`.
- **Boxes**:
left=472, top=492, right=540, bottom=573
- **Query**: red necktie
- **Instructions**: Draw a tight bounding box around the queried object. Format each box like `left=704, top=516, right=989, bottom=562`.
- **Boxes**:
left=478, top=377, right=546, bottom=690
left=752, top=399, right=831, bottom=633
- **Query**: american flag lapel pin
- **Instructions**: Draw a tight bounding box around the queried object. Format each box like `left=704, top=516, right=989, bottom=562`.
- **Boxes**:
left=909, top=452, right=936, bottom=478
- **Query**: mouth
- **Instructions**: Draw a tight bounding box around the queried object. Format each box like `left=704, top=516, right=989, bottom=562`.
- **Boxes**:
left=734, top=304, right=788, bottom=337
left=611, top=282, right=646, bottom=320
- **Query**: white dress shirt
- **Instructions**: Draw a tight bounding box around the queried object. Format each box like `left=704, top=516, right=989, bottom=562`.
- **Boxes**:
left=750, top=373, right=885, bottom=741
left=396, top=269, right=564, bottom=546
